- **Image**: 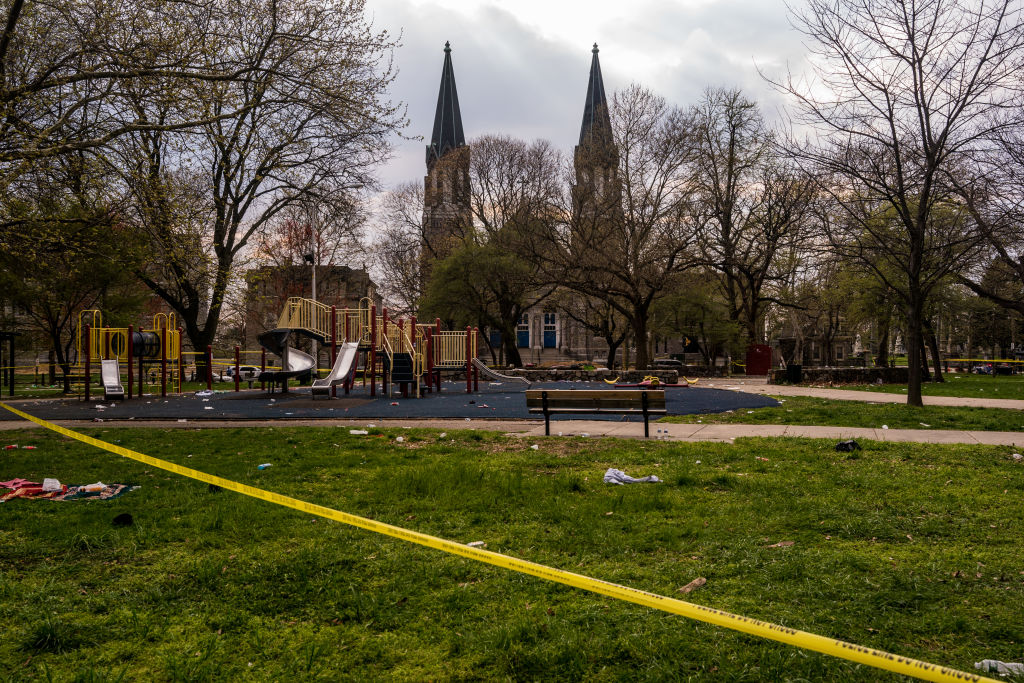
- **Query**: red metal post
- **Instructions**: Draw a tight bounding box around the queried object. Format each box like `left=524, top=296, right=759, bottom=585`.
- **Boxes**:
left=234, top=346, right=240, bottom=392
left=473, top=327, right=479, bottom=391
left=206, top=345, right=213, bottom=391
left=369, top=305, right=377, bottom=397
left=177, top=327, right=183, bottom=393
left=435, top=318, right=442, bottom=392
left=126, top=325, right=134, bottom=399
left=465, top=326, right=472, bottom=393
left=397, top=319, right=407, bottom=398
left=344, top=307, right=351, bottom=342
left=84, top=324, right=91, bottom=402
left=138, top=336, right=145, bottom=395
left=331, top=306, right=338, bottom=398
left=425, top=328, right=433, bottom=393
left=160, top=326, right=167, bottom=397
left=381, top=310, right=390, bottom=394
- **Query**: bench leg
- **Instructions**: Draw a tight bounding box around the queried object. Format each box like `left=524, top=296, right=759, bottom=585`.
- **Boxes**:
left=543, top=391, right=550, bottom=436
left=642, top=392, right=650, bottom=438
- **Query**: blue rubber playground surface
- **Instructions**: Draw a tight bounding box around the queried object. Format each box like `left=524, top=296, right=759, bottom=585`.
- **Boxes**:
left=0, top=381, right=778, bottom=423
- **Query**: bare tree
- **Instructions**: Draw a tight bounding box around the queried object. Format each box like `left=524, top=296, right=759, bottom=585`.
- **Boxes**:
left=692, top=87, right=815, bottom=347
left=373, top=182, right=426, bottom=315
left=0, top=0, right=277, bottom=167
left=117, top=0, right=403, bottom=360
left=533, top=85, right=697, bottom=370
left=774, top=0, right=1024, bottom=405
left=421, top=135, right=563, bottom=366
left=954, top=126, right=1024, bottom=315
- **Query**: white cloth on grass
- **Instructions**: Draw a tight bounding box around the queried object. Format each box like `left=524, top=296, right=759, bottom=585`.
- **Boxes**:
left=603, top=468, right=661, bottom=485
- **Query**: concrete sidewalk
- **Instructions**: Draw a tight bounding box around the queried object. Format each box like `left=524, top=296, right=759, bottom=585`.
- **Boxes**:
left=4, top=416, right=1022, bottom=446
left=697, top=378, right=1024, bottom=410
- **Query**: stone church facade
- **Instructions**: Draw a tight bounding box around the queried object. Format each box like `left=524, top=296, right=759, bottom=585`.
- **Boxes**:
left=421, top=42, right=619, bottom=366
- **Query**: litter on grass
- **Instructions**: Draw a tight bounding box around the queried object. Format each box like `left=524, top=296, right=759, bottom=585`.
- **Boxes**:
left=835, top=440, right=861, bottom=452
left=257, top=463, right=272, bottom=470
left=1, top=478, right=138, bottom=502
left=975, top=660, right=1024, bottom=676
left=603, top=468, right=661, bottom=485
left=349, top=429, right=368, bottom=435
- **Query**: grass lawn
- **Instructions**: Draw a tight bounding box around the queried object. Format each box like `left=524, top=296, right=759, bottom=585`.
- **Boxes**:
left=661, top=395, right=1024, bottom=431
left=1, top=426, right=1022, bottom=681
left=842, top=373, right=1024, bottom=401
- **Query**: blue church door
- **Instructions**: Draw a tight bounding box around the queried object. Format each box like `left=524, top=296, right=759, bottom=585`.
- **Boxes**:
left=543, top=312, right=557, bottom=348
left=517, top=314, right=530, bottom=348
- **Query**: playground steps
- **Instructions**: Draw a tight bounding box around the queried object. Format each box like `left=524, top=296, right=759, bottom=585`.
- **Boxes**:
left=384, top=352, right=416, bottom=384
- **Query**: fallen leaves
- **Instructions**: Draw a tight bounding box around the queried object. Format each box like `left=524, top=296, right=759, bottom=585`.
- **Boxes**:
left=678, top=577, right=707, bottom=594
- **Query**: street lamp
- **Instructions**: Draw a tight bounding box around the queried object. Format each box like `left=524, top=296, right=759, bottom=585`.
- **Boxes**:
left=302, top=185, right=363, bottom=366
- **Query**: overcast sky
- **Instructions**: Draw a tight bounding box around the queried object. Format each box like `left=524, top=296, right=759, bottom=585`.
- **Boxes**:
left=367, top=0, right=811, bottom=190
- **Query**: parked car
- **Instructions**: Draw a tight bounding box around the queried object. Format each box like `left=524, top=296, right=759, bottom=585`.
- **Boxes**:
left=225, top=365, right=262, bottom=381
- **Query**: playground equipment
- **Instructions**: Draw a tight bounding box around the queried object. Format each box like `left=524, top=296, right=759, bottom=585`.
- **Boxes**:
left=75, top=310, right=182, bottom=400
left=312, top=342, right=359, bottom=398
left=256, top=328, right=317, bottom=390
left=100, top=359, right=125, bottom=400
left=471, top=357, right=530, bottom=387
left=265, top=297, right=480, bottom=397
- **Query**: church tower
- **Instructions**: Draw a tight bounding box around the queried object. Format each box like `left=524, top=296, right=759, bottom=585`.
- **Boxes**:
left=422, top=42, right=471, bottom=277
left=572, top=42, right=621, bottom=240
left=574, top=44, right=618, bottom=196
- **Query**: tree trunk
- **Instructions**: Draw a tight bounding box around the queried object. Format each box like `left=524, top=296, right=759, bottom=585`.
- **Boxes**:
left=632, top=308, right=651, bottom=370
left=605, top=337, right=622, bottom=371
left=924, top=318, right=944, bottom=382
left=503, top=330, right=523, bottom=368
left=919, top=333, right=932, bottom=382
left=905, top=300, right=924, bottom=407
left=875, top=321, right=889, bottom=368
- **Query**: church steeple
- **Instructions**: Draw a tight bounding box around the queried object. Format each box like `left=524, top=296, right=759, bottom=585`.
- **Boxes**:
left=578, top=43, right=612, bottom=147
left=426, top=41, right=466, bottom=170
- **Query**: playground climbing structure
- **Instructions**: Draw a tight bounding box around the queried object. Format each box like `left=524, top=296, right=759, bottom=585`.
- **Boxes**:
left=269, top=297, right=479, bottom=397
left=75, top=310, right=183, bottom=400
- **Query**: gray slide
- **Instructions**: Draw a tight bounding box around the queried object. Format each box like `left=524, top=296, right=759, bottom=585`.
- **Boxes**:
left=257, top=328, right=317, bottom=387
left=312, top=342, right=359, bottom=397
left=471, top=357, right=530, bottom=387
left=101, top=359, right=125, bottom=400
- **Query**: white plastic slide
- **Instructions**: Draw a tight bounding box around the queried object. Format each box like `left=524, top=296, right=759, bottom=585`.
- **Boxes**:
left=100, top=359, right=125, bottom=400
left=471, top=357, right=530, bottom=387
left=282, top=346, right=317, bottom=376
left=312, top=342, right=359, bottom=397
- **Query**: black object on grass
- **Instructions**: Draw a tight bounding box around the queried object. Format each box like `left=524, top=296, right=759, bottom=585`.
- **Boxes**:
left=835, top=440, right=862, bottom=452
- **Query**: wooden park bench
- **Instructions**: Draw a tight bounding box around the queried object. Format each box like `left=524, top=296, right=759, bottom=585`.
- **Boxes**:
left=526, top=389, right=667, bottom=438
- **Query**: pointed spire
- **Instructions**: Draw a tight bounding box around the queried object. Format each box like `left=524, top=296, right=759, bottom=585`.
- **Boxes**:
left=579, top=43, right=612, bottom=147
left=426, top=41, right=466, bottom=168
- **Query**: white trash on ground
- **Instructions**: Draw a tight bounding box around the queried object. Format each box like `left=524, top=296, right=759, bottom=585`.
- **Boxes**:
left=603, top=468, right=661, bottom=485
left=975, top=660, right=1024, bottom=675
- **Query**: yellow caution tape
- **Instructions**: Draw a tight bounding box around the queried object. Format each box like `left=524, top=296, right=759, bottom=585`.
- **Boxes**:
left=0, top=402, right=997, bottom=683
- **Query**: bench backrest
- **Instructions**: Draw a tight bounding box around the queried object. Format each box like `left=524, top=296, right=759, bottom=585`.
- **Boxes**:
left=526, top=389, right=666, bottom=412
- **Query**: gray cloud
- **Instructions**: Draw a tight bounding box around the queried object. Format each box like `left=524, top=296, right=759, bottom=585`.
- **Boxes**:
left=370, top=0, right=810, bottom=189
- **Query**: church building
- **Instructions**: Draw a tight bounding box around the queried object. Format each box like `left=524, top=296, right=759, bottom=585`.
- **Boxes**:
left=421, top=42, right=617, bottom=365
